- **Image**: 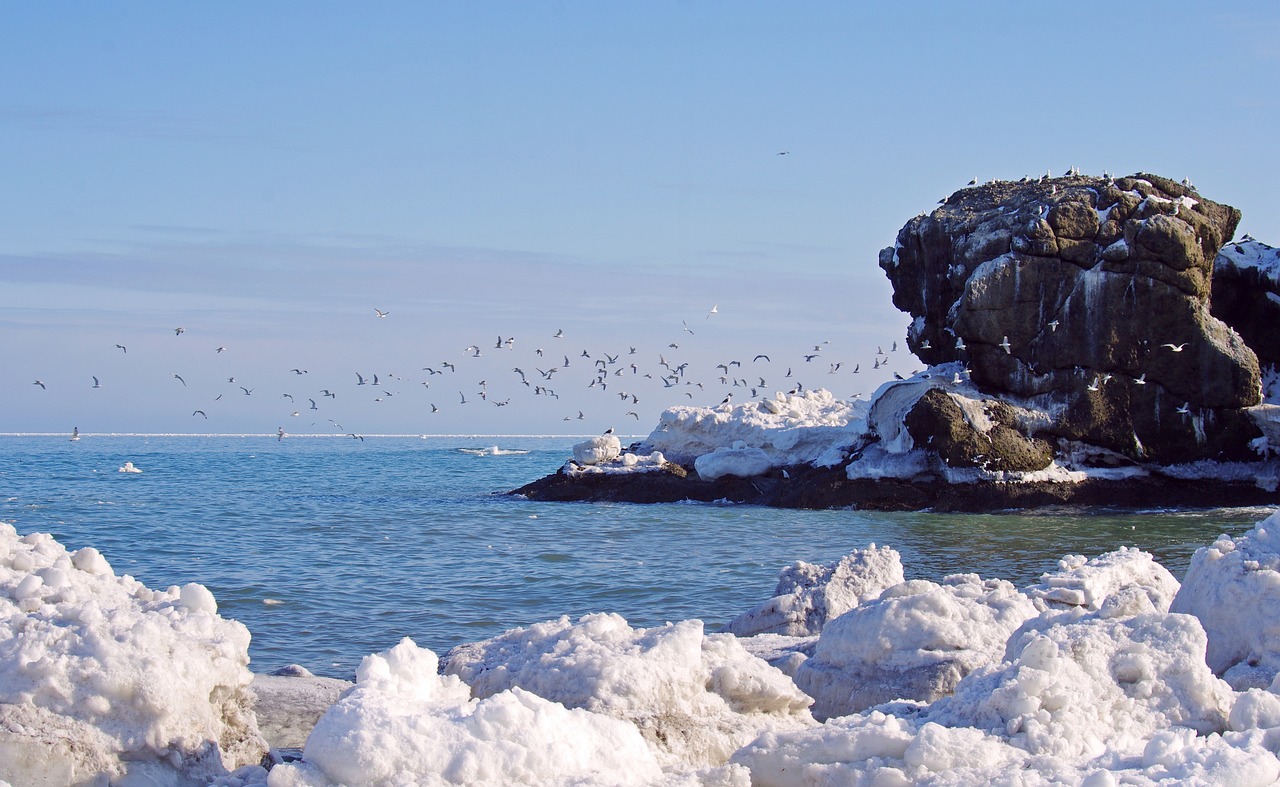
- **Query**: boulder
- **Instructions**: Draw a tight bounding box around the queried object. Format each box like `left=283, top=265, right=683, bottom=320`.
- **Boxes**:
left=881, top=173, right=1262, bottom=462
left=1212, top=240, right=1280, bottom=368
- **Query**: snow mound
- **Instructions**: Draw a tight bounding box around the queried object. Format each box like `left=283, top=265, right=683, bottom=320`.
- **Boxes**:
left=0, top=524, right=266, bottom=786
left=728, top=546, right=904, bottom=638
left=441, top=613, right=815, bottom=768
left=695, top=441, right=774, bottom=481
left=269, top=637, right=671, bottom=787
left=564, top=450, right=673, bottom=476
left=1026, top=546, right=1180, bottom=613
left=794, top=574, right=1038, bottom=720
left=571, top=435, right=621, bottom=465
left=1171, top=509, right=1280, bottom=686
left=639, top=389, right=867, bottom=468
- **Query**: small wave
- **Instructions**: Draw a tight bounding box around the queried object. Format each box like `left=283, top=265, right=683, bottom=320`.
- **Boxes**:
left=458, top=446, right=531, bottom=456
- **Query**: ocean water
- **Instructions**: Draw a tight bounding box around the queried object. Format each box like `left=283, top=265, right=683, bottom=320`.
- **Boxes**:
left=2, top=434, right=1272, bottom=679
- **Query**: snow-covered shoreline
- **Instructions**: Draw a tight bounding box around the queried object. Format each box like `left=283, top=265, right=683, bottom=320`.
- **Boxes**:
left=8, top=509, right=1280, bottom=784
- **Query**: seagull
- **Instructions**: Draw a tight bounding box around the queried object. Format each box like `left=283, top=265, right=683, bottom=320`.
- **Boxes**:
left=1086, top=375, right=1101, bottom=392
left=603, top=426, right=615, bottom=435
left=707, top=304, right=718, bottom=319
left=321, top=389, right=336, bottom=398
left=291, top=369, right=308, bottom=375
left=431, top=404, right=439, bottom=413
left=955, top=336, right=966, bottom=350
left=1177, top=403, right=1191, bottom=415
left=777, top=151, right=789, bottom=155
left=1134, top=373, right=1147, bottom=385
left=1162, top=343, right=1188, bottom=352
left=309, top=399, right=318, bottom=410
left=459, top=392, right=468, bottom=404
left=682, top=321, right=694, bottom=334
left=193, top=410, right=207, bottom=418
left=999, top=336, right=1012, bottom=354
left=173, top=374, right=187, bottom=386
left=753, top=354, right=770, bottom=362
left=356, top=373, right=368, bottom=385
left=175, top=327, right=185, bottom=335
left=282, top=393, right=294, bottom=402
left=92, top=376, right=101, bottom=388
left=216, top=347, right=226, bottom=353
left=114, top=344, right=127, bottom=353
left=1048, top=320, right=1060, bottom=332
left=919, top=339, right=932, bottom=350
left=33, top=380, right=46, bottom=389
left=375, top=309, right=389, bottom=318
left=553, top=329, right=564, bottom=339
left=719, top=393, right=733, bottom=405
left=240, top=387, right=253, bottom=396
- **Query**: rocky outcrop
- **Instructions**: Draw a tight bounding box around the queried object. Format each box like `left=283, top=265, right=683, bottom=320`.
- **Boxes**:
left=881, top=173, right=1263, bottom=464
left=1212, top=240, right=1280, bottom=368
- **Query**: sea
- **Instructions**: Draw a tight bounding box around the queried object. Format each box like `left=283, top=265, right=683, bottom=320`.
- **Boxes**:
left=3, top=434, right=1273, bottom=680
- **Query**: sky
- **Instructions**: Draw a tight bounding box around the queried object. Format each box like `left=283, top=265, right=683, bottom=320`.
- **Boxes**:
left=3, top=2, right=1277, bottom=436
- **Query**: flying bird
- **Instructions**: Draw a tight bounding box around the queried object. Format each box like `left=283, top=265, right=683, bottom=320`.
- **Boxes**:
left=240, top=387, right=253, bottom=396
left=216, top=347, right=226, bottom=353
left=33, top=380, right=46, bottom=389
left=92, top=376, right=101, bottom=388
left=999, top=336, right=1012, bottom=354
left=174, top=327, right=185, bottom=335
left=375, top=309, right=389, bottom=318
left=193, top=410, right=207, bottom=418
left=173, top=374, right=186, bottom=386
left=1162, top=343, right=1188, bottom=352
left=707, top=304, right=718, bottom=319
left=114, top=344, right=127, bottom=353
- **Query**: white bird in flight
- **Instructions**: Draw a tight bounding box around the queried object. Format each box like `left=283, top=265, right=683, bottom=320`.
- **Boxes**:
left=1162, top=343, right=1188, bottom=352
left=999, top=336, right=1012, bottom=354
left=375, top=309, right=389, bottom=318
left=707, top=304, right=718, bottom=319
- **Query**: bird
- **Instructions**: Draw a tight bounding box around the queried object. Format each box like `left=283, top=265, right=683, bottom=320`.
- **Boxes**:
left=114, top=344, right=127, bottom=353
left=719, top=393, right=733, bottom=405
left=33, top=380, right=46, bottom=389
left=321, top=390, right=336, bottom=398
left=291, top=369, right=308, bottom=375
left=240, top=387, right=253, bottom=396
left=707, top=304, right=718, bottom=319
left=919, top=339, right=931, bottom=350
left=173, top=374, right=187, bottom=386
left=554, top=329, right=564, bottom=339
left=92, top=376, right=101, bottom=389
left=1047, top=320, right=1060, bottom=332
left=1177, top=403, right=1191, bottom=415
left=375, top=309, right=389, bottom=318
left=955, top=336, right=966, bottom=350
left=1086, top=375, right=1101, bottom=392
left=282, top=393, right=294, bottom=402
left=999, top=336, right=1012, bottom=354
left=777, top=151, right=789, bottom=156
left=1134, top=373, right=1147, bottom=385
left=1162, top=343, right=1188, bottom=352
left=682, top=321, right=694, bottom=334
left=309, top=399, right=318, bottom=410
left=753, top=354, right=770, bottom=363
left=174, top=327, right=185, bottom=335
left=193, top=410, right=207, bottom=418
left=215, top=347, right=226, bottom=353
left=356, top=373, right=368, bottom=385
left=603, top=426, right=615, bottom=435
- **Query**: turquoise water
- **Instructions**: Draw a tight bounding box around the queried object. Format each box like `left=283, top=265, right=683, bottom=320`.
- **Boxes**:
left=2, top=435, right=1272, bottom=679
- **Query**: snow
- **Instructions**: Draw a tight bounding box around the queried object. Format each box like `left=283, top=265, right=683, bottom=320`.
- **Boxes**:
left=0, top=523, right=266, bottom=786
left=571, top=434, right=621, bottom=465
left=268, top=637, right=673, bottom=787
left=794, top=573, right=1038, bottom=720
left=440, top=613, right=815, bottom=769
left=695, top=441, right=774, bottom=481
left=14, top=509, right=1280, bottom=784
left=637, top=389, right=867, bottom=470
left=727, top=546, right=905, bottom=638
left=1215, top=240, right=1280, bottom=288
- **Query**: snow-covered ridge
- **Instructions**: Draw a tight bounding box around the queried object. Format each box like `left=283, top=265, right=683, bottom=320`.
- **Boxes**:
left=1217, top=239, right=1280, bottom=288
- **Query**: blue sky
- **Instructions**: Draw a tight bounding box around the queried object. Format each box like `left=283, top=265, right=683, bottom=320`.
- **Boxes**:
left=3, top=2, right=1277, bottom=435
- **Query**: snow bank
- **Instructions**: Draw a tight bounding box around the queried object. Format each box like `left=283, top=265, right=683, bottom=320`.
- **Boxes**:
left=1216, top=239, right=1280, bottom=288
left=728, top=546, right=904, bottom=638
left=563, top=450, right=673, bottom=476
left=794, top=574, right=1038, bottom=720
left=0, top=524, right=266, bottom=786
left=268, top=638, right=673, bottom=787
left=1025, top=546, right=1180, bottom=613
left=1171, top=509, right=1280, bottom=687
left=441, top=613, right=815, bottom=768
left=639, top=389, right=867, bottom=468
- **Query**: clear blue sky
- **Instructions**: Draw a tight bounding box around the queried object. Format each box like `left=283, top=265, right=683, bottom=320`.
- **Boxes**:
left=3, top=2, right=1277, bottom=435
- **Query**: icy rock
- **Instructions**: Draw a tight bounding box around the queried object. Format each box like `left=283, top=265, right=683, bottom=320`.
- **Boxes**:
left=728, top=545, right=905, bottom=637
left=794, top=574, right=1038, bottom=720
left=441, top=612, right=814, bottom=768
left=0, top=524, right=266, bottom=786
left=571, top=435, right=621, bottom=465
left=694, top=442, right=773, bottom=481
left=1171, top=510, right=1280, bottom=681
left=270, top=638, right=667, bottom=787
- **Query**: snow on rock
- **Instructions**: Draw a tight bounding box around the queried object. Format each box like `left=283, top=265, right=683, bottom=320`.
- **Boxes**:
left=268, top=637, right=674, bottom=787
left=794, top=574, right=1038, bottom=720
left=1171, top=510, right=1280, bottom=686
left=695, top=441, right=774, bottom=481
left=639, top=389, right=867, bottom=469
left=728, top=546, right=905, bottom=638
left=564, top=450, right=674, bottom=476
left=1025, top=546, right=1180, bottom=613
left=0, top=524, right=266, bottom=786
left=571, top=435, right=621, bottom=465
left=441, top=613, right=815, bottom=768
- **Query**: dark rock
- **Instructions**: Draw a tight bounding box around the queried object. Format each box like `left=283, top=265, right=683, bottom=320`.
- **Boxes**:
left=903, top=389, right=1053, bottom=471
left=1212, top=241, right=1280, bottom=367
left=881, top=172, right=1261, bottom=462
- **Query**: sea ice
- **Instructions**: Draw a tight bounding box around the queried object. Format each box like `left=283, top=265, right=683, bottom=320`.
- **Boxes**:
left=0, top=524, right=266, bottom=786
left=571, top=435, right=622, bottom=465
left=728, top=546, right=905, bottom=638
left=441, top=612, right=815, bottom=768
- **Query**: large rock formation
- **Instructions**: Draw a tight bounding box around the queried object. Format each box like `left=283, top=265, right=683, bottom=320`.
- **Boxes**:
left=1212, top=239, right=1280, bottom=368
left=881, top=173, right=1264, bottom=464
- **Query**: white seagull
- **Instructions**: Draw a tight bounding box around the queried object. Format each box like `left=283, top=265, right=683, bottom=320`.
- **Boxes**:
left=999, top=336, right=1012, bottom=354
left=1162, top=343, right=1188, bottom=352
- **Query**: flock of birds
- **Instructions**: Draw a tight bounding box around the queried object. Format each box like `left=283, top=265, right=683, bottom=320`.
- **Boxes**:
left=29, top=306, right=925, bottom=438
